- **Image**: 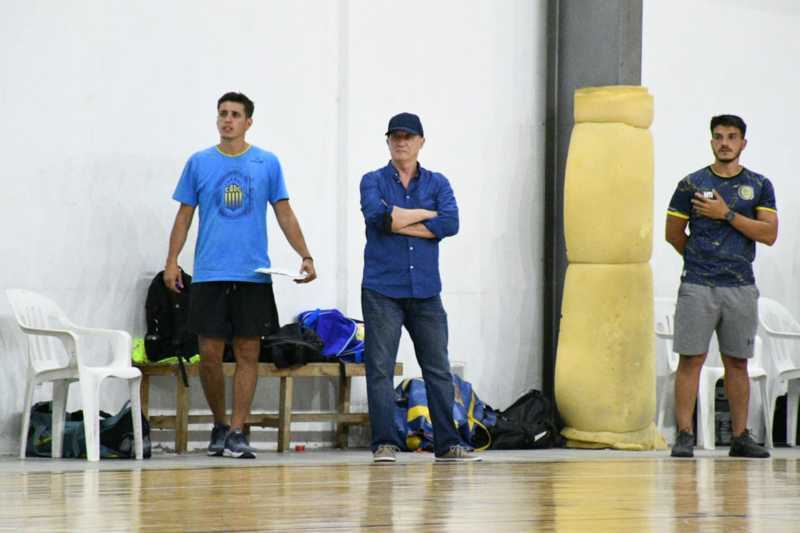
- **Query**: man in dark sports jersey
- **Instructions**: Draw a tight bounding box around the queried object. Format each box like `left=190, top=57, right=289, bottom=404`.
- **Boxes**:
left=666, top=114, right=778, bottom=458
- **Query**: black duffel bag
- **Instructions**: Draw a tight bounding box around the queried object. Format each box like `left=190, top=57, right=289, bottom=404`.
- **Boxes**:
left=261, top=322, right=326, bottom=368
left=489, top=389, right=564, bottom=449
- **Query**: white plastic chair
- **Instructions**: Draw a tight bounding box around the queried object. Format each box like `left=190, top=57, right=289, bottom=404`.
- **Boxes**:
left=757, top=297, right=800, bottom=447
left=654, top=297, right=678, bottom=435
left=7, top=289, right=143, bottom=461
left=654, top=296, right=770, bottom=449
left=696, top=336, right=770, bottom=450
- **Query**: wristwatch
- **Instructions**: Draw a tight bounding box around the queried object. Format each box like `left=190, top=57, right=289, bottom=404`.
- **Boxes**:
left=724, top=210, right=736, bottom=223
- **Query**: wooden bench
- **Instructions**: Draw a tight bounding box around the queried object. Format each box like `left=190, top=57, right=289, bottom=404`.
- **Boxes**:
left=135, top=361, right=403, bottom=453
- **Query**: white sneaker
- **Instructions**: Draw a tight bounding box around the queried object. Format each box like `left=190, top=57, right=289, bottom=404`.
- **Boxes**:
left=373, top=444, right=398, bottom=463
left=435, top=446, right=482, bottom=462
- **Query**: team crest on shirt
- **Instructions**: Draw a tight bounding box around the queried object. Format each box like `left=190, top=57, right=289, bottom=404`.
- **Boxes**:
left=218, top=171, right=252, bottom=218
left=738, top=185, right=754, bottom=200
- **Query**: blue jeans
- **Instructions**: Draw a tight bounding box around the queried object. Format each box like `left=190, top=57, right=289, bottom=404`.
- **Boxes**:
left=361, top=287, right=460, bottom=457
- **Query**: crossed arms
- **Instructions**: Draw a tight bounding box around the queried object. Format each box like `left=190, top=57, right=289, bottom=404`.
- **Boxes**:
left=389, top=207, right=438, bottom=238
left=360, top=174, right=459, bottom=240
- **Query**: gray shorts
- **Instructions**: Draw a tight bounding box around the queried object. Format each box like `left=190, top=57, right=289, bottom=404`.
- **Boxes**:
left=673, top=282, right=758, bottom=359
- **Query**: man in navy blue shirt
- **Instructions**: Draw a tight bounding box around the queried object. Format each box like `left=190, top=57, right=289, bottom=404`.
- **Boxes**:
left=360, top=112, right=481, bottom=463
left=666, top=114, right=778, bottom=459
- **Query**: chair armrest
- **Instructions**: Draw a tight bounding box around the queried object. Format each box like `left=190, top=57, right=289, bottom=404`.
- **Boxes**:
left=761, top=325, right=800, bottom=340
left=18, top=326, right=79, bottom=364
left=71, top=327, right=133, bottom=366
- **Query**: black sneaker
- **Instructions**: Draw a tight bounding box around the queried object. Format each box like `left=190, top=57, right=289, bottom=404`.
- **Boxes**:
left=223, top=429, right=257, bottom=459
left=207, top=422, right=230, bottom=457
left=671, top=430, right=695, bottom=458
left=729, top=429, right=770, bottom=458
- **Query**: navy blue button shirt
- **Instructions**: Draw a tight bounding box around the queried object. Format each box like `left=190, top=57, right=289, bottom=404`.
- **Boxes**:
left=360, top=161, right=459, bottom=298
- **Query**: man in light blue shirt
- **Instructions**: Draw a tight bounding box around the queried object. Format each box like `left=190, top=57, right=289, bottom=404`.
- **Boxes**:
left=165, top=92, right=316, bottom=458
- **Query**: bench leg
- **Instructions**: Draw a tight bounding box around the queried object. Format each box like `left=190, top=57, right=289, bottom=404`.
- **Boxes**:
left=140, top=373, right=150, bottom=419
left=336, top=374, right=352, bottom=449
left=278, top=376, right=293, bottom=452
left=175, top=374, right=189, bottom=454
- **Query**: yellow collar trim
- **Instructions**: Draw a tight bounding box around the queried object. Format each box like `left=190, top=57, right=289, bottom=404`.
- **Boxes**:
left=216, top=144, right=251, bottom=157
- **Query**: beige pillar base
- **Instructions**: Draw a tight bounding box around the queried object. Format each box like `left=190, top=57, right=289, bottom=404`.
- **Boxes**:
left=562, top=422, right=667, bottom=451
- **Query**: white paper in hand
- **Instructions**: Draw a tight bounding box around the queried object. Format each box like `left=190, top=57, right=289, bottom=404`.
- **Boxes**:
left=255, top=267, right=308, bottom=281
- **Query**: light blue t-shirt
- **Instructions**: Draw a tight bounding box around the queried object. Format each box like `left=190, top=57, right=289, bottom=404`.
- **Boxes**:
left=173, top=145, right=289, bottom=283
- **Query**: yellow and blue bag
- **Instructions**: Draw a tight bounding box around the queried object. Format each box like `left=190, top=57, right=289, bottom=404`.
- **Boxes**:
left=393, top=374, right=496, bottom=452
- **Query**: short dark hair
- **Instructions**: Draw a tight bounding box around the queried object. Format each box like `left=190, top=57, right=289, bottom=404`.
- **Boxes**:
left=217, top=92, right=254, bottom=118
left=710, top=114, right=746, bottom=137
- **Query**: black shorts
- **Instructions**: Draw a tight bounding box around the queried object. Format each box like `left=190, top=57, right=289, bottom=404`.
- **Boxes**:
left=188, top=282, right=280, bottom=339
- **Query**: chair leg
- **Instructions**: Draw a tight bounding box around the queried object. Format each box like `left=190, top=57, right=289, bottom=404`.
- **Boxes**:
left=765, top=381, right=780, bottom=450
left=19, top=379, right=35, bottom=459
left=697, top=374, right=719, bottom=450
left=787, top=380, right=800, bottom=447
left=51, top=380, right=70, bottom=459
left=760, top=378, right=773, bottom=448
left=129, top=376, right=144, bottom=460
left=656, top=374, right=673, bottom=437
left=79, top=377, right=102, bottom=462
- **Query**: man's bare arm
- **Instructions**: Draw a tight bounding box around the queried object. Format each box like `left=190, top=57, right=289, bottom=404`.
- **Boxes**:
left=273, top=200, right=317, bottom=283
left=691, top=191, right=778, bottom=245
left=164, top=203, right=196, bottom=292
left=394, top=222, right=436, bottom=239
left=665, top=214, right=688, bottom=256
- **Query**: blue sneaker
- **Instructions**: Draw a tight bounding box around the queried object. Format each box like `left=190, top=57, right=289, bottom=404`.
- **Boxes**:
left=207, top=422, right=230, bottom=457
left=223, top=429, right=257, bottom=459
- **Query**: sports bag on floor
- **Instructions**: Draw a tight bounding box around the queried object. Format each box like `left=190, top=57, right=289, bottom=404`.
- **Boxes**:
left=489, top=389, right=563, bottom=449
left=26, top=401, right=152, bottom=459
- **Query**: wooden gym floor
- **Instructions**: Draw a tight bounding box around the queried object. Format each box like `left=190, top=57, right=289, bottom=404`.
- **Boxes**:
left=1, top=448, right=800, bottom=532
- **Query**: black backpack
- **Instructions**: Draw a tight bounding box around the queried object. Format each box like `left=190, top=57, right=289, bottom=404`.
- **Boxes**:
left=144, top=270, right=198, bottom=362
left=489, top=389, right=564, bottom=449
left=261, top=323, right=325, bottom=368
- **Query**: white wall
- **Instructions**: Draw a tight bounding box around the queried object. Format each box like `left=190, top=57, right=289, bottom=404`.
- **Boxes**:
left=645, top=0, right=800, bottom=303
left=0, top=0, right=546, bottom=453
left=344, top=0, right=546, bottom=410
left=644, top=0, right=800, bottom=439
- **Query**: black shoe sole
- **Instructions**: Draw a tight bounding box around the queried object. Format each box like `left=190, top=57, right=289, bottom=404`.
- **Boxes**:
left=223, top=448, right=256, bottom=459
left=729, top=451, right=770, bottom=458
left=670, top=450, right=694, bottom=458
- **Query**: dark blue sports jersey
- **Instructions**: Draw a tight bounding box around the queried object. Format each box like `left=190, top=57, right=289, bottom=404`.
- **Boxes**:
left=667, top=166, right=776, bottom=287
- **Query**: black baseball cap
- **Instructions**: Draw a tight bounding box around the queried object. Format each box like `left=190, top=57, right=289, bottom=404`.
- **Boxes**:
left=385, top=112, right=424, bottom=137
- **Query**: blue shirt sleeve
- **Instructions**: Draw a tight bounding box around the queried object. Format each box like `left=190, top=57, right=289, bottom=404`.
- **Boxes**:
left=268, top=155, right=289, bottom=205
left=667, top=176, right=692, bottom=219
left=360, top=172, right=391, bottom=231
left=173, top=156, right=198, bottom=206
left=422, top=174, right=459, bottom=239
left=757, top=177, right=777, bottom=212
